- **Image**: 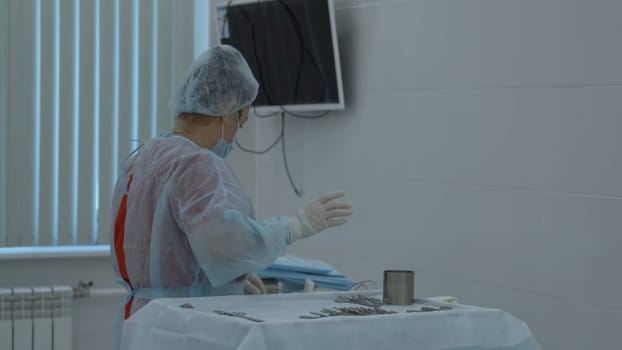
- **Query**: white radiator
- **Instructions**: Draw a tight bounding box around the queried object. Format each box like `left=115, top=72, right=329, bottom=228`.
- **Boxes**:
left=0, top=286, right=72, bottom=350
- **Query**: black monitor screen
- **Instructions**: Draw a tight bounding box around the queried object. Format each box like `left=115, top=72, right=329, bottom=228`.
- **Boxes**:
left=218, top=0, right=342, bottom=109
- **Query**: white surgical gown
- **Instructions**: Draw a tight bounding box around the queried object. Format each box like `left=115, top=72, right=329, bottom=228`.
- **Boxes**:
left=111, top=135, right=289, bottom=320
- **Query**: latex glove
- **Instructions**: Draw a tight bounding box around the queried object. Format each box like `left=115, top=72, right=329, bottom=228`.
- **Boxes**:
left=243, top=272, right=266, bottom=294
left=288, top=192, right=353, bottom=243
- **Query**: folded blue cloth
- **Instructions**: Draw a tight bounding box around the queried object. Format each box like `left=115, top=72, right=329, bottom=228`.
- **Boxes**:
left=267, top=255, right=345, bottom=276
left=257, top=255, right=356, bottom=290
left=256, top=269, right=356, bottom=290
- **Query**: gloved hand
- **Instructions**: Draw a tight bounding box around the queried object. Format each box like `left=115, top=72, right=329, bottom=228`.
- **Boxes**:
left=287, top=192, right=353, bottom=244
left=243, top=272, right=266, bottom=294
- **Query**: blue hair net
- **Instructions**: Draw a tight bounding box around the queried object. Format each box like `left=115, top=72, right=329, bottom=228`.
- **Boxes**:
left=169, top=44, right=259, bottom=116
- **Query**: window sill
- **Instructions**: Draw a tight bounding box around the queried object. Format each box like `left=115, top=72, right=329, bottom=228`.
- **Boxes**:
left=0, top=245, right=111, bottom=260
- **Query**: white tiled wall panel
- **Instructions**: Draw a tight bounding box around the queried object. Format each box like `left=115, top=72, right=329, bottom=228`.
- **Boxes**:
left=254, top=1, right=622, bottom=349
left=309, top=177, right=622, bottom=306
left=341, top=0, right=622, bottom=90
left=300, top=87, right=622, bottom=197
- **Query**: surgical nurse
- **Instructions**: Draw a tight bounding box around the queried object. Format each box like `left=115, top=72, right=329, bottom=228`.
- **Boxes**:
left=111, top=44, right=352, bottom=344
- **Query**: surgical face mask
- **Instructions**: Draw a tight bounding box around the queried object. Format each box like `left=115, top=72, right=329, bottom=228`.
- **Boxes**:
left=212, top=138, right=233, bottom=158
left=211, top=118, right=235, bottom=158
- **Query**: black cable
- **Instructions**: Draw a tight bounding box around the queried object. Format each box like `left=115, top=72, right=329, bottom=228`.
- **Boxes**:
left=291, top=13, right=304, bottom=104
left=220, top=0, right=235, bottom=40
left=236, top=5, right=275, bottom=105
left=276, top=0, right=330, bottom=102
left=226, top=0, right=331, bottom=196
left=235, top=112, right=303, bottom=197
left=280, top=113, right=303, bottom=197
left=235, top=125, right=283, bottom=154
left=348, top=280, right=378, bottom=291
left=233, top=0, right=330, bottom=108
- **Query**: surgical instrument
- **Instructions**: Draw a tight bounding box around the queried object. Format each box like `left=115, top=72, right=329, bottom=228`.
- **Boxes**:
left=214, top=309, right=264, bottom=322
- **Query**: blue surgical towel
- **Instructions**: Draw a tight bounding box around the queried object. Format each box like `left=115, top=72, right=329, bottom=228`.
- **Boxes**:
left=258, top=255, right=355, bottom=290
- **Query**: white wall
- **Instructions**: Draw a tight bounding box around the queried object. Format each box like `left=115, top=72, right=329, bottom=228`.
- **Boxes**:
left=249, top=0, right=622, bottom=349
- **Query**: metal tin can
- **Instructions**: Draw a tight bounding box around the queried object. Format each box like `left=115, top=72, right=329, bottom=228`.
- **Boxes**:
left=383, top=270, right=414, bottom=305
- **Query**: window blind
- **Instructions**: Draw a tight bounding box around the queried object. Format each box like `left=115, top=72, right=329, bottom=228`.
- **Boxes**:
left=0, top=0, right=200, bottom=247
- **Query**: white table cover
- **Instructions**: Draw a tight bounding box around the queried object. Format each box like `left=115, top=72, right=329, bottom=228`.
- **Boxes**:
left=121, top=290, right=541, bottom=350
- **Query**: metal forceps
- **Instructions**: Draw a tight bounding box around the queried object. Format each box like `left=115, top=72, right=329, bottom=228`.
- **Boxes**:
left=213, top=309, right=264, bottom=323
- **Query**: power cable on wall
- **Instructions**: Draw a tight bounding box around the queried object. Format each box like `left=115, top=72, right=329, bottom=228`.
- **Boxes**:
left=227, top=0, right=333, bottom=196
left=280, top=113, right=303, bottom=196
left=236, top=111, right=330, bottom=197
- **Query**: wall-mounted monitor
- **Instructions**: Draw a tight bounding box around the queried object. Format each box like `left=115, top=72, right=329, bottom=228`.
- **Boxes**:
left=216, top=0, right=345, bottom=113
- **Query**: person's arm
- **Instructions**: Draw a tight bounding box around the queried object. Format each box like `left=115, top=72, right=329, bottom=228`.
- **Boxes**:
left=170, top=156, right=352, bottom=287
